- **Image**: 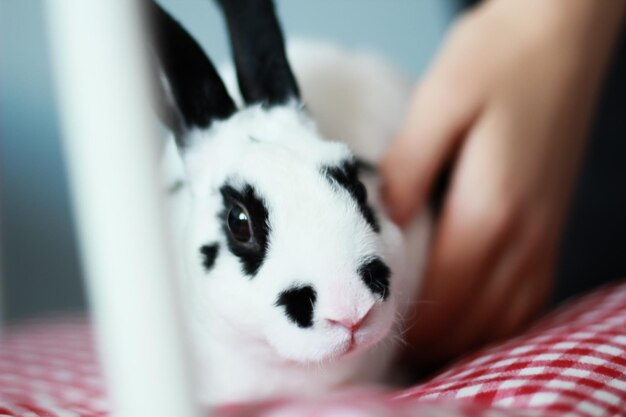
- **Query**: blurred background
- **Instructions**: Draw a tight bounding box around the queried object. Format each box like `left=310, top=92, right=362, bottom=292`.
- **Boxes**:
left=1, top=0, right=625, bottom=322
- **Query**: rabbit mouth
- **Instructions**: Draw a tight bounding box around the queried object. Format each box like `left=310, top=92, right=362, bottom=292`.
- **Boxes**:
left=334, top=333, right=358, bottom=357
left=332, top=326, right=387, bottom=360
left=345, top=335, right=357, bottom=354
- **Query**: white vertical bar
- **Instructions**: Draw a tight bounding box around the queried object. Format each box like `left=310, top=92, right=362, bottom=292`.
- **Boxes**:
left=45, top=2, right=199, bottom=417
left=0, top=4, right=5, bottom=336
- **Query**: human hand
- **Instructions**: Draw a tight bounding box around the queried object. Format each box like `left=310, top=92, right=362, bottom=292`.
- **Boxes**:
left=381, top=0, right=626, bottom=366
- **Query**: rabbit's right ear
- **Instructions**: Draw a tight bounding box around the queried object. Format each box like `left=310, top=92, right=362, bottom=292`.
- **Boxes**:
left=148, top=2, right=236, bottom=146
left=216, top=0, right=300, bottom=107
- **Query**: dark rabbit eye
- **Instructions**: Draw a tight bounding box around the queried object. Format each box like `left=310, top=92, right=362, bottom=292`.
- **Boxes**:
left=227, top=204, right=253, bottom=243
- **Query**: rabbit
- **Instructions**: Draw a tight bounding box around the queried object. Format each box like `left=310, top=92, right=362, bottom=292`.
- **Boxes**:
left=151, top=0, right=432, bottom=405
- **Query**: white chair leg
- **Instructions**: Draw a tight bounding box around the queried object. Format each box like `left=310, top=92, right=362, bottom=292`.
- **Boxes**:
left=45, top=2, right=201, bottom=417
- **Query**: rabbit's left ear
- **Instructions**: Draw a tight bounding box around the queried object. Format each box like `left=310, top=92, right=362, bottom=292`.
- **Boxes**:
left=216, top=0, right=300, bottom=106
left=148, top=2, right=236, bottom=143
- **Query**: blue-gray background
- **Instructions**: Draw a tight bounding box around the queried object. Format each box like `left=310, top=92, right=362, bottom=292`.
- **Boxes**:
left=0, top=1, right=458, bottom=320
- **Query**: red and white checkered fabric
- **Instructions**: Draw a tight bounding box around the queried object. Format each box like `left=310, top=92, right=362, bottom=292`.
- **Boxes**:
left=2, top=281, right=626, bottom=417
left=0, top=316, right=109, bottom=417
left=400, top=282, right=626, bottom=416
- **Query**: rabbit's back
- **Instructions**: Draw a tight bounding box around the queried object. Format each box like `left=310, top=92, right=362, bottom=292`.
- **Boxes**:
left=287, top=40, right=413, bottom=163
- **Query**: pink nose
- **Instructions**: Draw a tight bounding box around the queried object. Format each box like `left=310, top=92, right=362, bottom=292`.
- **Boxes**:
left=326, top=309, right=372, bottom=332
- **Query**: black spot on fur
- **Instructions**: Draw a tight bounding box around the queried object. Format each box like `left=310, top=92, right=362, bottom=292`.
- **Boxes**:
left=323, top=160, right=380, bottom=232
left=276, top=285, right=317, bottom=328
left=358, top=258, right=391, bottom=300
left=199, top=243, right=219, bottom=271
left=219, top=183, right=270, bottom=276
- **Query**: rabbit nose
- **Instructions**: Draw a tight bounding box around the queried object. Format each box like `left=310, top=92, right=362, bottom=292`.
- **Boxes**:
left=326, top=306, right=372, bottom=332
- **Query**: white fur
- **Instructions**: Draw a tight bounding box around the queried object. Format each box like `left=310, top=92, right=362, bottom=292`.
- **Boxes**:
left=164, top=40, right=430, bottom=405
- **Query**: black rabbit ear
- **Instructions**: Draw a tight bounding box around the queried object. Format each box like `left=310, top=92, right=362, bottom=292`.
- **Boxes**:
left=148, top=2, right=236, bottom=142
left=215, top=0, right=300, bottom=106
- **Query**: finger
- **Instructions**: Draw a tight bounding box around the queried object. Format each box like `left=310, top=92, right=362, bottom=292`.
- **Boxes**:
left=380, top=74, right=479, bottom=225
left=438, top=205, right=556, bottom=356
left=492, top=275, right=537, bottom=341
left=490, top=246, right=554, bottom=340
left=405, top=181, right=513, bottom=356
left=489, top=213, right=558, bottom=340
left=427, top=260, right=544, bottom=364
left=405, top=110, right=519, bottom=358
left=408, top=109, right=517, bottom=324
left=436, top=237, right=525, bottom=359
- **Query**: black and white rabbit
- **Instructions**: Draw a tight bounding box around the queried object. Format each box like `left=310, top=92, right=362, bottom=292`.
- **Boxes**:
left=152, top=0, right=431, bottom=405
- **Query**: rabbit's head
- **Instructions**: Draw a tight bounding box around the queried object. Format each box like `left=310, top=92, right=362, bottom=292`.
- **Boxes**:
left=152, top=0, right=406, bottom=365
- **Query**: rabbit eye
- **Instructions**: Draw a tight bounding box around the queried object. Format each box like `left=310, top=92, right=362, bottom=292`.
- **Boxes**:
left=227, top=204, right=254, bottom=243
left=219, top=183, right=269, bottom=276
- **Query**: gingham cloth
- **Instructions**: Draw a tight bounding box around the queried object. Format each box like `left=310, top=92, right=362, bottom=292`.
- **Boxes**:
left=399, top=281, right=626, bottom=416
left=2, top=281, right=626, bottom=417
